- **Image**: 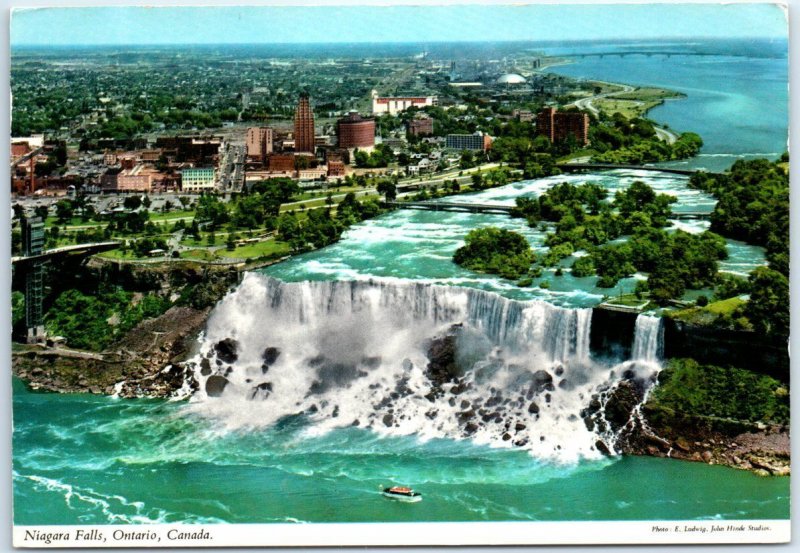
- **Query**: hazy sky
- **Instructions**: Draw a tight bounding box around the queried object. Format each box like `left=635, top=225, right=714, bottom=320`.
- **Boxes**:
left=11, top=4, right=788, bottom=46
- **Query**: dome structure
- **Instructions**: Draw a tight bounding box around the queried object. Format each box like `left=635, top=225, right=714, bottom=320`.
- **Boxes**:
left=496, top=73, right=527, bottom=85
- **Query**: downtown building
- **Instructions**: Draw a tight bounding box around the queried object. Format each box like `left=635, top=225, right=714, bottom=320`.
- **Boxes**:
left=536, top=107, right=590, bottom=146
left=246, top=127, right=274, bottom=162
left=180, top=167, right=216, bottom=192
left=294, top=93, right=316, bottom=153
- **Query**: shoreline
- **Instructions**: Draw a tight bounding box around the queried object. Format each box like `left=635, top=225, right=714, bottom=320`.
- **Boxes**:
left=545, top=57, right=686, bottom=127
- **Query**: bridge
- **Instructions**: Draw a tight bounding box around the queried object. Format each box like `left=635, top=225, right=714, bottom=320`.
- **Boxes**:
left=12, top=241, right=121, bottom=266
left=671, top=211, right=712, bottom=220
left=388, top=201, right=514, bottom=214
left=556, top=163, right=716, bottom=177
left=567, top=51, right=756, bottom=60
left=390, top=201, right=709, bottom=220
left=10, top=147, right=43, bottom=169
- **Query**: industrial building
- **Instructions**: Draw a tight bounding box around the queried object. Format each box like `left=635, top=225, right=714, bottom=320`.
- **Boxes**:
left=371, top=91, right=437, bottom=115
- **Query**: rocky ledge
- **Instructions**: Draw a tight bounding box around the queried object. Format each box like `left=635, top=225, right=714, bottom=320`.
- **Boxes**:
left=588, top=376, right=790, bottom=476
left=13, top=305, right=208, bottom=398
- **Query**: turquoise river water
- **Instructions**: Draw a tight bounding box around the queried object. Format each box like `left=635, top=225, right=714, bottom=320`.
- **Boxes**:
left=12, top=39, right=789, bottom=525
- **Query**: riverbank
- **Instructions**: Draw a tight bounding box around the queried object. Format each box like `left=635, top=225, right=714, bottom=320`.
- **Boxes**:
left=13, top=304, right=207, bottom=398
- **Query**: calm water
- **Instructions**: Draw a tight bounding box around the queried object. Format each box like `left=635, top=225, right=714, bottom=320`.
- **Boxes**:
left=545, top=41, right=789, bottom=171
left=12, top=40, right=788, bottom=525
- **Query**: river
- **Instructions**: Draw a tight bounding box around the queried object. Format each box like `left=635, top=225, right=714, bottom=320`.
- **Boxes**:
left=12, top=38, right=789, bottom=525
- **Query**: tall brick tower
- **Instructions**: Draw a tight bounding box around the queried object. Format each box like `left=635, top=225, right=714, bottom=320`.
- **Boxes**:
left=294, top=93, right=315, bottom=153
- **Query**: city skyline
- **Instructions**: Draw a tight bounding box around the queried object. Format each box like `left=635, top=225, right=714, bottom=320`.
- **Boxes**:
left=11, top=4, right=787, bottom=46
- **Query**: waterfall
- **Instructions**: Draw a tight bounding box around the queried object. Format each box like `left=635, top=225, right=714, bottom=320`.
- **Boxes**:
left=183, top=274, right=645, bottom=462
left=631, top=315, right=664, bottom=363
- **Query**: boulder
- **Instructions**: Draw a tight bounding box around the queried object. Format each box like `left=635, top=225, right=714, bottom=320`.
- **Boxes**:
left=529, top=370, right=554, bottom=394
left=214, top=338, right=239, bottom=364
left=262, top=347, right=281, bottom=366
left=426, top=335, right=458, bottom=386
left=205, top=375, right=229, bottom=397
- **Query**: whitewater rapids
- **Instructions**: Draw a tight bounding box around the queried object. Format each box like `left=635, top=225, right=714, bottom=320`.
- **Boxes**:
left=185, top=274, right=663, bottom=463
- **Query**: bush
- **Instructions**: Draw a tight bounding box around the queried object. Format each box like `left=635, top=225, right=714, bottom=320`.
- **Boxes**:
left=696, top=295, right=709, bottom=307
left=650, top=358, right=789, bottom=425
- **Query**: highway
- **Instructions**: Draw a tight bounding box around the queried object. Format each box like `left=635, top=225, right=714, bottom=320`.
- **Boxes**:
left=568, top=82, right=677, bottom=145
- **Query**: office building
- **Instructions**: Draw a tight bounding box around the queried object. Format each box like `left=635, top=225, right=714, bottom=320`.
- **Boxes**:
left=445, top=133, right=492, bottom=151
left=294, top=94, right=315, bottom=153
left=180, top=167, right=216, bottom=192
left=246, top=127, right=274, bottom=161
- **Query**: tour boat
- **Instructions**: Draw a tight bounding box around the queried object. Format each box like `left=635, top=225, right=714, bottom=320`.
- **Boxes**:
left=382, top=486, right=422, bottom=502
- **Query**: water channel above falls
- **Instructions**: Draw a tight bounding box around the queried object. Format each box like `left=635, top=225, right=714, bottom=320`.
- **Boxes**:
left=264, top=169, right=766, bottom=308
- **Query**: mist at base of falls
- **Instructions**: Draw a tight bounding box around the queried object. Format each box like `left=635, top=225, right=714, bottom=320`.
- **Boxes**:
left=184, top=275, right=665, bottom=463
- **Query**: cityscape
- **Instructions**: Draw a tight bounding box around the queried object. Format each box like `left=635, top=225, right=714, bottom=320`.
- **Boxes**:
left=9, top=3, right=791, bottom=547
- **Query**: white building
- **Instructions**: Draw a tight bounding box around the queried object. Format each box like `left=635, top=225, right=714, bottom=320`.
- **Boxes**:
left=371, top=90, right=437, bottom=115
left=181, top=167, right=216, bottom=192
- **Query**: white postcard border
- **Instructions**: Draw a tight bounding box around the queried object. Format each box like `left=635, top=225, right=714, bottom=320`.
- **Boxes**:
left=12, top=520, right=791, bottom=548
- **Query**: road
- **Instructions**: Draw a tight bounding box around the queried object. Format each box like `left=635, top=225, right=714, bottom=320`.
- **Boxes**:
left=569, top=81, right=635, bottom=117
left=653, top=125, right=679, bottom=145
left=569, top=82, right=677, bottom=145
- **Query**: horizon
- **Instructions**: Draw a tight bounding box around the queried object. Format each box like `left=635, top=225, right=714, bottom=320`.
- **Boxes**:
left=11, top=4, right=788, bottom=47
left=10, top=35, right=790, bottom=49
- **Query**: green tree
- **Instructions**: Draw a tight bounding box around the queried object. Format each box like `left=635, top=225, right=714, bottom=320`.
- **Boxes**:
left=745, top=267, right=789, bottom=341
left=376, top=180, right=397, bottom=202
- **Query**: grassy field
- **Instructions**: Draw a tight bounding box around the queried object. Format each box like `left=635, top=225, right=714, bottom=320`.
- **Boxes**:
left=179, top=239, right=290, bottom=261
left=228, top=239, right=290, bottom=259
left=668, top=296, right=747, bottom=326
left=607, top=87, right=685, bottom=102
left=596, top=87, right=685, bottom=119
left=603, top=293, right=652, bottom=309
left=149, top=209, right=195, bottom=222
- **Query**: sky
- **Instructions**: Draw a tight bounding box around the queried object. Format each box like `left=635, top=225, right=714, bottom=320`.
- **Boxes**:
left=10, top=3, right=788, bottom=46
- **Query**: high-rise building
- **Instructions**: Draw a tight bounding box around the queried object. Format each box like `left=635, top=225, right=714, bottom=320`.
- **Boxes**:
left=337, top=112, right=376, bottom=150
left=294, top=93, right=315, bottom=153
left=246, top=127, right=274, bottom=161
left=536, top=107, right=590, bottom=146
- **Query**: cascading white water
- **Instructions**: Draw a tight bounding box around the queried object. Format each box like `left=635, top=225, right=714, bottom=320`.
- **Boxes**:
left=185, top=274, right=659, bottom=462
left=631, top=315, right=664, bottom=363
